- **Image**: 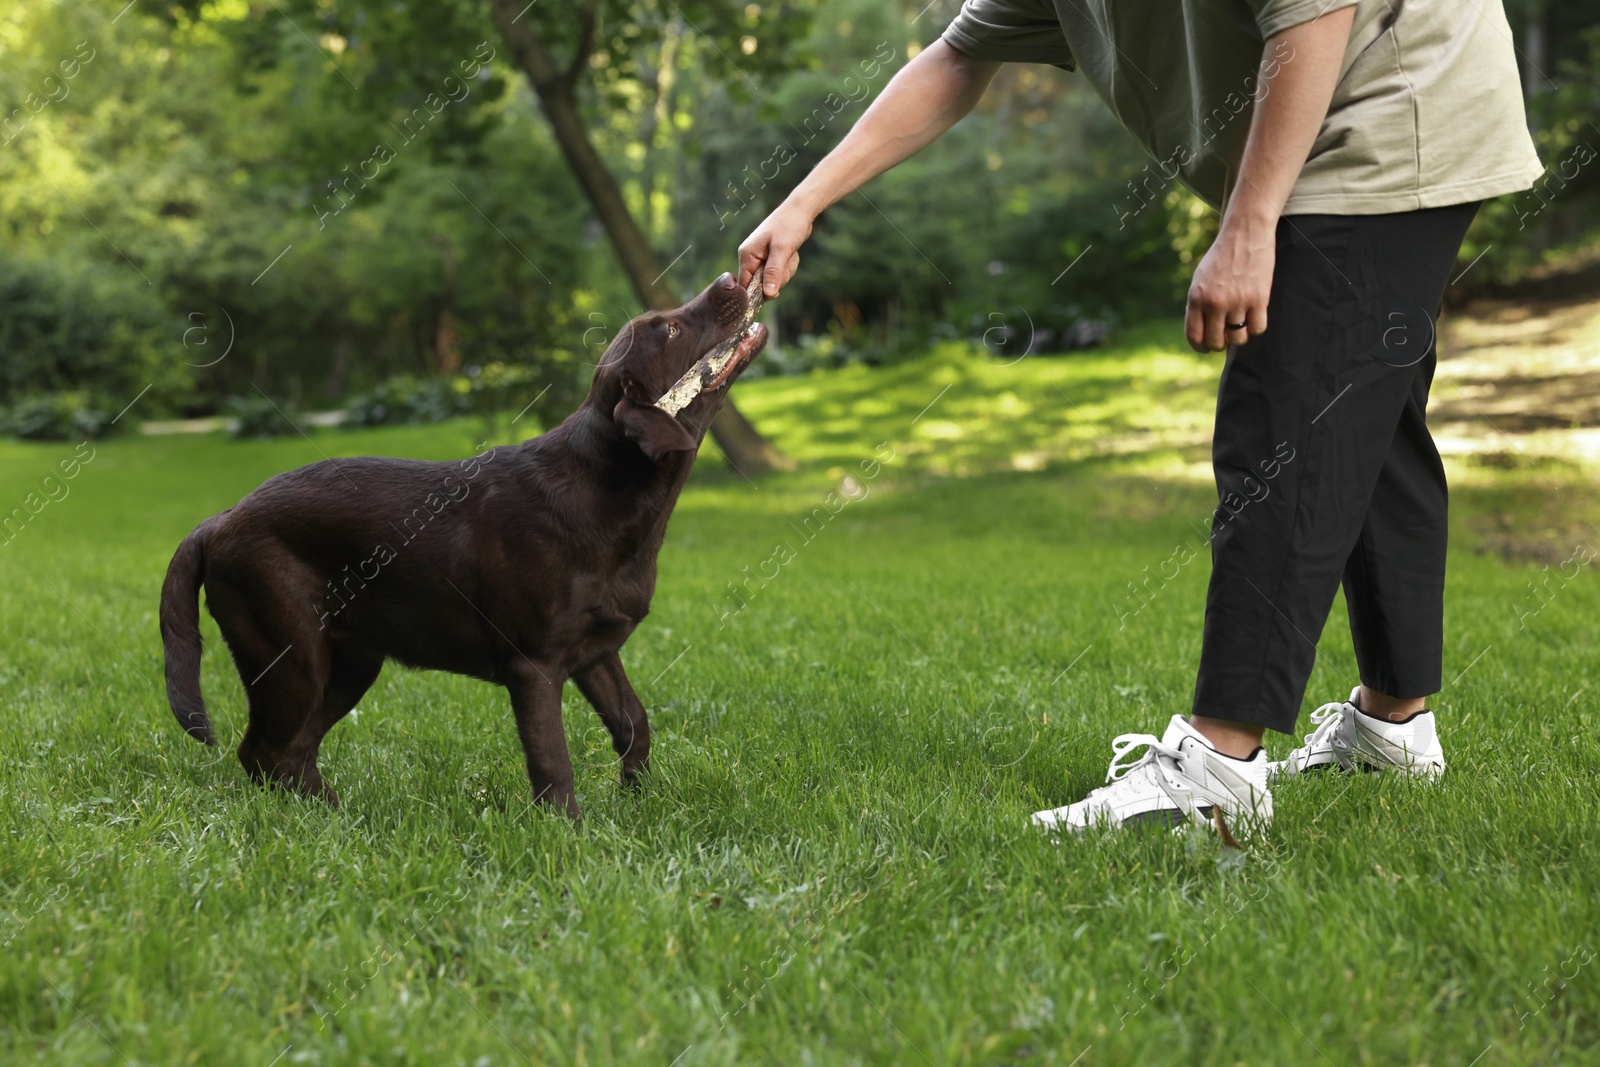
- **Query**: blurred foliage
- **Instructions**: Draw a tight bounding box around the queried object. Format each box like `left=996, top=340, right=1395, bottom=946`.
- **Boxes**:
left=1503, top=0, right=1600, bottom=74
left=344, top=361, right=549, bottom=440
left=343, top=374, right=472, bottom=429
left=0, top=0, right=1596, bottom=439
left=1464, top=27, right=1600, bottom=285
left=0, top=0, right=592, bottom=426
left=0, top=255, right=179, bottom=398
left=225, top=393, right=301, bottom=439
left=0, top=391, right=117, bottom=441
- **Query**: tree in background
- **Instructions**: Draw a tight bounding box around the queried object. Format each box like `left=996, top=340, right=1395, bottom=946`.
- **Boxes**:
left=261, top=0, right=813, bottom=472
left=487, top=0, right=811, bottom=470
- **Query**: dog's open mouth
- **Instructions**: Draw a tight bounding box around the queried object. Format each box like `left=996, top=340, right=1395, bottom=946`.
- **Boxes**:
left=654, top=276, right=768, bottom=416
left=708, top=322, right=767, bottom=391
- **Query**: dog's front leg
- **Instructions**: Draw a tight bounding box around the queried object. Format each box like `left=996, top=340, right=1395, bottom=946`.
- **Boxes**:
left=506, top=660, right=579, bottom=818
left=573, top=652, right=651, bottom=787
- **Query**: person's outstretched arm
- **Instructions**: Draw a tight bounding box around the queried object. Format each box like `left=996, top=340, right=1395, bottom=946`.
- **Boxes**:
left=1185, top=6, right=1355, bottom=353
left=738, top=40, right=1002, bottom=298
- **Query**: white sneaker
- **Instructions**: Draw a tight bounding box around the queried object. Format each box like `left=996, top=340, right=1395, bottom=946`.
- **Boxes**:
left=1032, top=715, right=1273, bottom=836
left=1269, top=687, right=1446, bottom=781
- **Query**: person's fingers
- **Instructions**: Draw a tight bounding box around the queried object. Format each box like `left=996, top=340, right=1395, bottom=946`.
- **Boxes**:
left=1204, top=305, right=1231, bottom=353
left=762, top=242, right=794, bottom=298
left=1223, top=306, right=1250, bottom=349
left=1187, top=279, right=1231, bottom=353
left=1246, top=301, right=1268, bottom=338
left=1184, top=300, right=1204, bottom=353
left=737, top=234, right=769, bottom=289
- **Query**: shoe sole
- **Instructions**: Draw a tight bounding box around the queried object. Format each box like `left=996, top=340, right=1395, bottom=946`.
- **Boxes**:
left=1270, top=757, right=1445, bottom=781
left=1082, top=804, right=1269, bottom=842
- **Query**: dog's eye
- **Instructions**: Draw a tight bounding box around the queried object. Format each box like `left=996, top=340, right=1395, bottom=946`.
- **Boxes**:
left=666, top=322, right=680, bottom=339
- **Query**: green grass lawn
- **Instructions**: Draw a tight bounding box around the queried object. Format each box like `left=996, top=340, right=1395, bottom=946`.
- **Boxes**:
left=2, top=327, right=1598, bottom=1065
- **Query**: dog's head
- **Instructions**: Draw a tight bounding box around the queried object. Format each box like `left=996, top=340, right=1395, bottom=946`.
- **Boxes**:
left=593, top=272, right=768, bottom=463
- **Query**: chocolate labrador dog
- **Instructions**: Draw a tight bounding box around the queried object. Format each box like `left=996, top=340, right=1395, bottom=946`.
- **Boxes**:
left=160, top=272, right=767, bottom=816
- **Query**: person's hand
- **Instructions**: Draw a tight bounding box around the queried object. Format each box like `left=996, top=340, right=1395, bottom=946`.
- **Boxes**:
left=739, top=200, right=815, bottom=299
left=1184, top=215, right=1276, bottom=352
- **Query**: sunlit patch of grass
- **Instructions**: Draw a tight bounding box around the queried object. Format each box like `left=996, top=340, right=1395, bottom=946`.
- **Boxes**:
left=1436, top=291, right=1600, bottom=469
left=725, top=321, right=1222, bottom=480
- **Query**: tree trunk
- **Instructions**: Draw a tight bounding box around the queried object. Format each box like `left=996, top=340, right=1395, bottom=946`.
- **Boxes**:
left=1524, top=0, right=1547, bottom=99
left=435, top=236, right=461, bottom=373
left=490, top=0, right=793, bottom=473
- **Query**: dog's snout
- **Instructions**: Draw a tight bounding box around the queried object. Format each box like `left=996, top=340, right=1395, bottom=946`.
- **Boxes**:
left=709, top=271, right=746, bottom=326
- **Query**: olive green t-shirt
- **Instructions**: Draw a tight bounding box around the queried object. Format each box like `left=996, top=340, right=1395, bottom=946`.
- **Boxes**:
left=942, top=0, right=1544, bottom=215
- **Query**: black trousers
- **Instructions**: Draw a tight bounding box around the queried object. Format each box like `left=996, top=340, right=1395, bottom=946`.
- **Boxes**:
left=1193, top=202, right=1479, bottom=735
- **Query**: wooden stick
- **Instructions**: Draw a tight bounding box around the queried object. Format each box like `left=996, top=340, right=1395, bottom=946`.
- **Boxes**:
left=654, top=275, right=766, bottom=415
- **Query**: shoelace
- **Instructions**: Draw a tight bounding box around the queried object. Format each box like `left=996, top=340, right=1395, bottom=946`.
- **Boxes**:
left=1297, top=701, right=1351, bottom=753
left=1103, top=732, right=1193, bottom=799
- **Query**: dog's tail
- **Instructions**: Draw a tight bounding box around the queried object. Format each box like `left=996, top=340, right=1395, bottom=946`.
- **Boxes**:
left=160, top=517, right=219, bottom=745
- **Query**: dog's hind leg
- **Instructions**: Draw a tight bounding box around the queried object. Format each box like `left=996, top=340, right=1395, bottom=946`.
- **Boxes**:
left=505, top=660, right=579, bottom=818
left=573, top=652, right=651, bottom=787
left=292, top=649, right=383, bottom=807
left=234, top=646, right=330, bottom=800
left=210, top=576, right=332, bottom=801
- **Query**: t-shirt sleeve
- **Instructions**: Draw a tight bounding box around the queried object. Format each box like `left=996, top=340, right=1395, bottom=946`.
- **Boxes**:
left=1248, top=0, right=1359, bottom=40
left=941, top=0, right=1076, bottom=69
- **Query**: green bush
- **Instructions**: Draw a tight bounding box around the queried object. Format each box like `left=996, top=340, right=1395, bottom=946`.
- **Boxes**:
left=1, top=393, right=117, bottom=441
left=343, top=364, right=560, bottom=433
left=462, top=362, right=552, bottom=429
left=227, top=395, right=301, bottom=439
left=343, top=375, right=470, bottom=427
left=0, top=257, right=183, bottom=415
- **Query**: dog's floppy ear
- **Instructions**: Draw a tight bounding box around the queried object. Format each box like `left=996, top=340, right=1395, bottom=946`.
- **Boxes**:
left=613, top=376, right=697, bottom=462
